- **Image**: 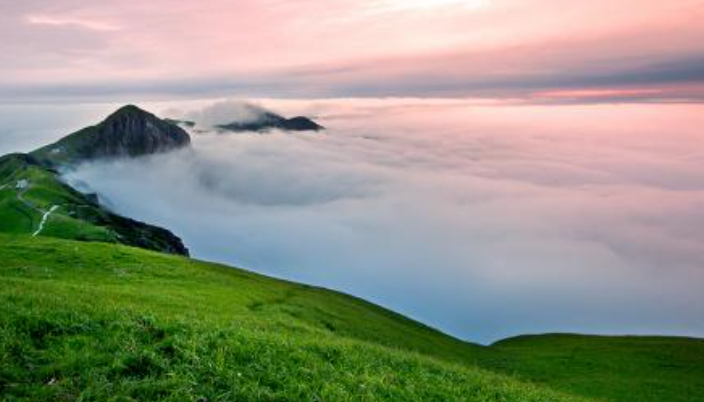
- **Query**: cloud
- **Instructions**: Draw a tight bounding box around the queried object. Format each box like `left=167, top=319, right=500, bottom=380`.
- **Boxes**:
left=26, top=14, right=120, bottom=31
left=1, top=45, right=703, bottom=103
left=60, top=98, right=704, bottom=343
left=165, top=100, right=274, bottom=128
left=1, top=0, right=703, bottom=101
left=365, top=0, right=490, bottom=13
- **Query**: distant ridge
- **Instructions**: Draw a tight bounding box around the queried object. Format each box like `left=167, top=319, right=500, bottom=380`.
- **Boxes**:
left=216, top=111, right=324, bottom=133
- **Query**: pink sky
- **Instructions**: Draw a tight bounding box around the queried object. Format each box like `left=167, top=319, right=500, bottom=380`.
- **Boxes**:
left=2, top=0, right=704, bottom=101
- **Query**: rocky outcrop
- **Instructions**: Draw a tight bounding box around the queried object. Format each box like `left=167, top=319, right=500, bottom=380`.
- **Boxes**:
left=216, top=112, right=323, bottom=133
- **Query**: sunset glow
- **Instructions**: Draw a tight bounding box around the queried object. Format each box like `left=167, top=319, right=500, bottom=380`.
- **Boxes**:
left=2, top=0, right=703, bottom=101
left=369, top=0, right=491, bottom=12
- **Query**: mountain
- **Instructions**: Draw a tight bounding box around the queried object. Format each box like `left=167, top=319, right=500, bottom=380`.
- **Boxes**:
left=0, top=153, right=188, bottom=255
left=216, top=111, right=324, bottom=133
left=0, top=105, right=191, bottom=254
left=32, top=105, right=191, bottom=167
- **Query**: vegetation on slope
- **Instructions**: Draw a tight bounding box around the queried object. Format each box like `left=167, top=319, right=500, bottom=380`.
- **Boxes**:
left=478, top=334, right=704, bottom=402
left=0, top=234, right=588, bottom=402
left=0, top=154, right=188, bottom=255
left=1, top=234, right=702, bottom=401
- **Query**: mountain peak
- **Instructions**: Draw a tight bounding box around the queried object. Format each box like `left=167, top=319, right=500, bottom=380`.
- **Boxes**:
left=99, top=104, right=162, bottom=126
left=109, top=104, right=152, bottom=118
left=31, top=105, right=191, bottom=166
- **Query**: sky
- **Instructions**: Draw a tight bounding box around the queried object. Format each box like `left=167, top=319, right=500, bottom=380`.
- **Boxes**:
left=2, top=0, right=704, bottom=101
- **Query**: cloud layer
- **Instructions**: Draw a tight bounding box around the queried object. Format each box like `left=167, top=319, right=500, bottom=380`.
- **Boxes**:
left=60, top=98, right=704, bottom=343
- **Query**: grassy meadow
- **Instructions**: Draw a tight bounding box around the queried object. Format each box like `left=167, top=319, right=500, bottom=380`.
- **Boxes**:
left=1, top=234, right=702, bottom=401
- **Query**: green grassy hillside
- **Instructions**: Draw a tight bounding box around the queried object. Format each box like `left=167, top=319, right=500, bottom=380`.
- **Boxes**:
left=479, top=334, right=704, bottom=402
left=0, top=234, right=586, bottom=402
left=1, top=234, right=701, bottom=402
left=0, top=153, right=188, bottom=255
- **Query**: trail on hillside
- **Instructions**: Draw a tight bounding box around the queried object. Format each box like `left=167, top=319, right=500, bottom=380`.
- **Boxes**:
left=13, top=180, right=59, bottom=237
left=32, top=205, right=59, bottom=237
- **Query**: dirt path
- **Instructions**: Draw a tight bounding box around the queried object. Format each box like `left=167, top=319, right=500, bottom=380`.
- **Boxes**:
left=12, top=180, right=60, bottom=237
left=32, top=205, right=59, bottom=237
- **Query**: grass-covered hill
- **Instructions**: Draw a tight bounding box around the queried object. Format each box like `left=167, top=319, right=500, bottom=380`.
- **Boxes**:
left=1, top=234, right=702, bottom=402
left=0, top=234, right=583, bottom=402
left=480, top=334, right=704, bottom=402
left=0, top=153, right=187, bottom=255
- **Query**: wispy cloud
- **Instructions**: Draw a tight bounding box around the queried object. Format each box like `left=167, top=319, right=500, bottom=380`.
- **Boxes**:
left=364, top=0, right=490, bottom=13
left=26, top=14, right=120, bottom=31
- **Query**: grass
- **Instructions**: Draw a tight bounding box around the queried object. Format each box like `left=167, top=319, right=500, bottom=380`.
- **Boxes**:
left=0, top=234, right=587, bottom=402
left=0, top=154, right=111, bottom=241
left=478, top=334, right=704, bottom=402
left=1, top=234, right=701, bottom=402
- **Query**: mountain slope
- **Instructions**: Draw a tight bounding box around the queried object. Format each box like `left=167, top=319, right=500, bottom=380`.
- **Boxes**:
left=0, top=153, right=188, bottom=255
left=0, top=234, right=590, bottom=402
left=31, top=105, right=190, bottom=167
left=1, top=235, right=701, bottom=402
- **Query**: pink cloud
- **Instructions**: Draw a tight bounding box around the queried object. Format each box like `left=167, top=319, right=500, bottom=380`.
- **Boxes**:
left=26, top=14, right=120, bottom=31
left=1, top=0, right=703, bottom=100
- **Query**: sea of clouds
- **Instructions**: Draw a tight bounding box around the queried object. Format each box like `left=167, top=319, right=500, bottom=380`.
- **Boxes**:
left=5, top=98, right=703, bottom=343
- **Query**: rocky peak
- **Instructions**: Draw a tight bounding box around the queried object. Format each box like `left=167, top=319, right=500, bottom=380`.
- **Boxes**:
left=31, top=105, right=191, bottom=166
left=92, top=104, right=191, bottom=156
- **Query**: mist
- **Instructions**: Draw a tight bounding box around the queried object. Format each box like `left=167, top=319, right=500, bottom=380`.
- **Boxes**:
left=164, top=100, right=276, bottom=128
left=57, top=99, right=704, bottom=343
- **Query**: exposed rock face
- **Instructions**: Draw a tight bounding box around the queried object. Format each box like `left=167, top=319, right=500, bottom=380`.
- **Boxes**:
left=216, top=112, right=324, bottom=133
left=32, top=105, right=191, bottom=166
